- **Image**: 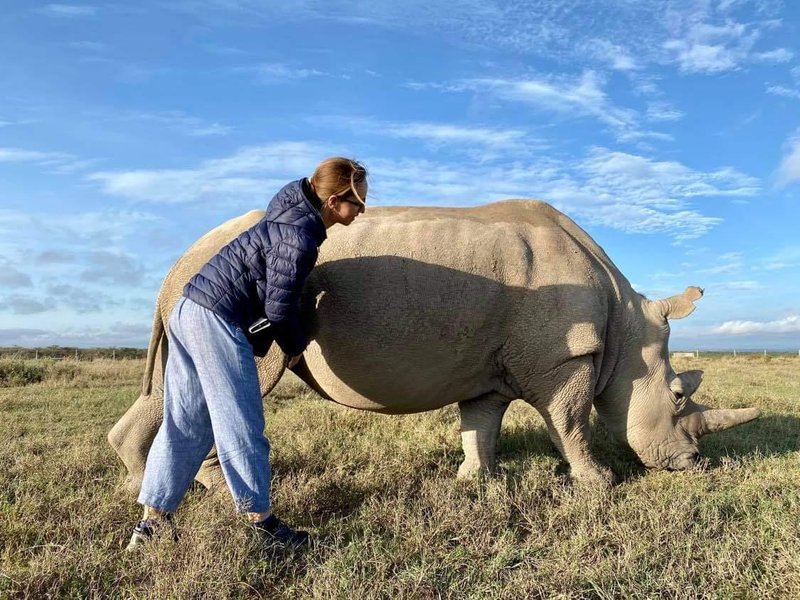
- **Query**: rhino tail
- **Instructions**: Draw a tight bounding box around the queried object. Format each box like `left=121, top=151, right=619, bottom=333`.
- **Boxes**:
left=141, top=307, right=165, bottom=397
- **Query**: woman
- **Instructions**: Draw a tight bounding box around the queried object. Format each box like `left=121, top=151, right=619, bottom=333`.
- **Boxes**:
left=127, top=157, right=368, bottom=550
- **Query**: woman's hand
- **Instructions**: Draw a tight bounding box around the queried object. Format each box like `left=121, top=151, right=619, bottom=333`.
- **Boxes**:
left=287, top=354, right=303, bottom=369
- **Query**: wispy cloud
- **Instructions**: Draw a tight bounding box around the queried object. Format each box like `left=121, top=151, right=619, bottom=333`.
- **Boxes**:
left=87, top=141, right=332, bottom=205
left=76, top=57, right=166, bottom=84
left=766, top=85, right=800, bottom=100
left=309, top=115, right=543, bottom=158
left=67, top=40, right=107, bottom=52
left=180, top=1, right=792, bottom=78
left=721, top=280, right=762, bottom=290
left=418, top=71, right=668, bottom=143
left=87, top=141, right=759, bottom=241
left=646, top=101, right=685, bottom=122
left=711, top=315, right=800, bottom=335
left=235, top=63, right=327, bottom=83
left=581, top=38, right=640, bottom=71
left=464, top=71, right=635, bottom=129
left=36, top=4, right=97, bottom=18
left=79, top=250, right=147, bottom=286
left=776, top=130, right=800, bottom=186
left=663, top=14, right=792, bottom=73
left=699, top=251, right=745, bottom=274
left=0, top=208, right=162, bottom=250
left=0, top=259, right=33, bottom=288
left=1, top=295, right=48, bottom=315
left=0, top=322, right=152, bottom=347
left=123, top=111, right=233, bottom=137
left=0, top=147, right=95, bottom=174
left=759, top=246, right=800, bottom=271
left=44, top=283, right=123, bottom=314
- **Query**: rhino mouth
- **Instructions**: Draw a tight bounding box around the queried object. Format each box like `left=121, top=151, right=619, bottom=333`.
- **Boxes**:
left=665, top=450, right=700, bottom=471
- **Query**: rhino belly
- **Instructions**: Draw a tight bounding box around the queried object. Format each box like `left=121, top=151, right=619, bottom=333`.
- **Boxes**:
left=300, top=255, right=515, bottom=413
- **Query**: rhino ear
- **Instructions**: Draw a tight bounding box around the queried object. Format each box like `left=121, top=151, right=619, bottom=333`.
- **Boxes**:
left=658, top=286, right=704, bottom=320
left=671, top=369, right=704, bottom=399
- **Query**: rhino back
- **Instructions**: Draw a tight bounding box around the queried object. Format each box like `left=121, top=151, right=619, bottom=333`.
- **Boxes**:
left=303, top=200, right=627, bottom=412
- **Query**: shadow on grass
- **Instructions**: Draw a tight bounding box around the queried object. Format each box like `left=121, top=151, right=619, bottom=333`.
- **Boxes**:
left=262, top=414, right=799, bottom=528
left=493, top=413, right=800, bottom=486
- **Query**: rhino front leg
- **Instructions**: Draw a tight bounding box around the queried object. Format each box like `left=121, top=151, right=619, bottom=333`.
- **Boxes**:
left=526, top=357, right=614, bottom=486
left=457, top=392, right=512, bottom=479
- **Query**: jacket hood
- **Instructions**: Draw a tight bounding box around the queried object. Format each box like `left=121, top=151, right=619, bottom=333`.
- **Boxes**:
left=265, top=179, right=327, bottom=245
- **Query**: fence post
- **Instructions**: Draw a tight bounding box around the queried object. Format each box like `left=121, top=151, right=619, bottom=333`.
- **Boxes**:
left=75, top=348, right=79, bottom=361
left=35, top=349, right=39, bottom=360
left=733, top=349, right=736, bottom=358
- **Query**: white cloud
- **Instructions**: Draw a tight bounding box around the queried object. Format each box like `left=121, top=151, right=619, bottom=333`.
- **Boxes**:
left=385, top=122, right=528, bottom=148
left=443, top=71, right=669, bottom=143
left=0, top=259, right=33, bottom=288
left=646, top=102, right=685, bottom=121
left=36, top=4, right=97, bottom=17
left=87, top=141, right=759, bottom=241
left=124, top=111, right=232, bottom=137
left=760, top=246, right=800, bottom=271
left=68, top=40, right=107, bottom=52
left=776, top=131, right=800, bottom=186
left=722, top=280, right=762, bottom=290
left=88, top=141, right=332, bottom=204
left=236, top=63, right=327, bottom=83
left=699, top=251, right=745, bottom=274
left=662, top=14, right=792, bottom=73
left=309, top=116, right=542, bottom=158
left=0, top=322, right=152, bottom=348
left=0, top=146, right=94, bottom=173
left=754, top=48, right=794, bottom=62
left=0, top=148, right=68, bottom=162
left=582, top=39, right=640, bottom=71
left=767, top=85, right=800, bottom=100
left=711, top=315, right=800, bottom=335
left=0, top=208, right=162, bottom=250
left=180, top=1, right=791, bottom=77
left=1, top=294, right=49, bottom=315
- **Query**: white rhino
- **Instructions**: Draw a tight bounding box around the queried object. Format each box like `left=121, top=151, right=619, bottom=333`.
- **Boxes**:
left=109, top=199, right=761, bottom=491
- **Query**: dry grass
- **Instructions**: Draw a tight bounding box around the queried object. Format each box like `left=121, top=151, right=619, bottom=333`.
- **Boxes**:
left=1, top=356, right=799, bottom=598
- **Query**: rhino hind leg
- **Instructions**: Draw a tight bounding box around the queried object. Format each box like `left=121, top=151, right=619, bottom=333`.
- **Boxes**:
left=457, top=392, right=512, bottom=479
left=107, top=391, right=163, bottom=494
left=523, top=356, right=615, bottom=486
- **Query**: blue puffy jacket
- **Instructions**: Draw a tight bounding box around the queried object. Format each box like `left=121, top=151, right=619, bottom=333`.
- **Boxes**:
left=182, top=179, right=327, bottom=357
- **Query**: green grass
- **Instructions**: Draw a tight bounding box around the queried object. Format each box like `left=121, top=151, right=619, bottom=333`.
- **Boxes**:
left=1, top=356, right=799, bottom=598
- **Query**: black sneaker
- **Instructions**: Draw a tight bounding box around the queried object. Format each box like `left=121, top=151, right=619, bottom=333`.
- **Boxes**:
left=251, top=515, right=310, bottom=548
left=125, top=514, right=178, bottom=551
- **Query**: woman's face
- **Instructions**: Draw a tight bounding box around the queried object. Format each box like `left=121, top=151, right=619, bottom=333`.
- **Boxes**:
left=328, top=182, right=367, bottom=226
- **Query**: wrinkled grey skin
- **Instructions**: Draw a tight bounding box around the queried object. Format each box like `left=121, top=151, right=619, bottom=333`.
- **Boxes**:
left=109, top=200, right=760, bottom=493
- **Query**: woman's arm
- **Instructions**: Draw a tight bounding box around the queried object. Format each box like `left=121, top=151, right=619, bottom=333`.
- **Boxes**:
left=258, top=235, right=319, bottom=357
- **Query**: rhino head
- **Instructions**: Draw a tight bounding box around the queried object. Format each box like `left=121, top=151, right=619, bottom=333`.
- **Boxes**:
left=597, top=286, right=761, bottom=471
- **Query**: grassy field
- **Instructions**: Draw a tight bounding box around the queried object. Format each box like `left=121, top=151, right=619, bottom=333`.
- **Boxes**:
left=1, top=355, right=799, bottom=599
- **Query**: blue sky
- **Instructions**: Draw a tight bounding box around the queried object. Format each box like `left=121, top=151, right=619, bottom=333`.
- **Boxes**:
left=1, top=0, right=799, bottom=350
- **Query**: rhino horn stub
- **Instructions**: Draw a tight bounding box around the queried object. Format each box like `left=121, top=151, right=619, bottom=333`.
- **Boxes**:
left=700, top=407, right=762, bottom=435
left=658, top=286, right=704, bottom=320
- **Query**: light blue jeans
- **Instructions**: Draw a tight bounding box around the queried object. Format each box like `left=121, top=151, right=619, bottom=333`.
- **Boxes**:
left=138, top=296, right=272, bottom=514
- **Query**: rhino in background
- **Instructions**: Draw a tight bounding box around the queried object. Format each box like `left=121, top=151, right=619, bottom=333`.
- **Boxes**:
left=109, top=199, right=761, bottom=491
